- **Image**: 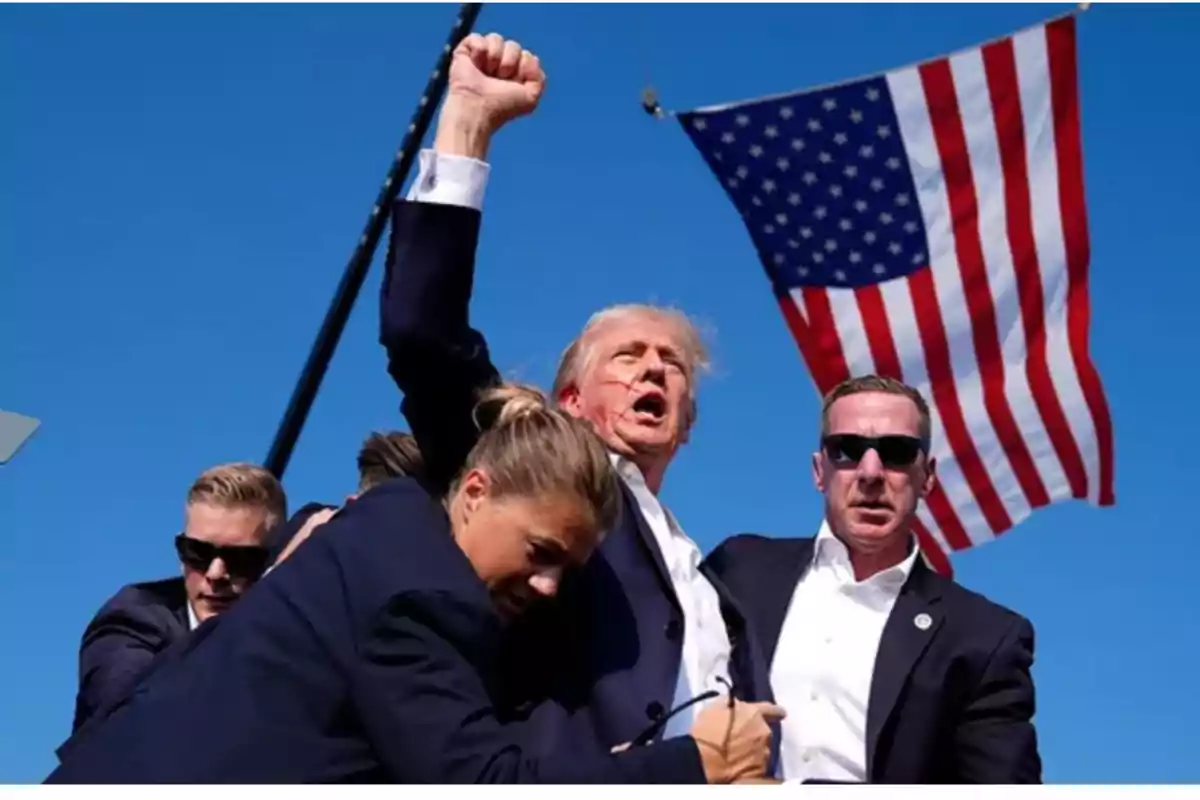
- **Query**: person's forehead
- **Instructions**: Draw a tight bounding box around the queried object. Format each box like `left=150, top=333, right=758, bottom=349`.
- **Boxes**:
left=826, top=391, right=921, bottom=434
left=589, top=314, right=687, bottom=350
left=185, top=502, right=269, bottom=542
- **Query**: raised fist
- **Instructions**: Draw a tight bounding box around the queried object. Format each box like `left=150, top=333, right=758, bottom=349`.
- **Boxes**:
left=446, top=32, right=545, bottom=132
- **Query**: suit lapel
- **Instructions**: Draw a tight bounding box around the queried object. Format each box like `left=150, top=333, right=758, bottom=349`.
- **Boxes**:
left=760, top=538, right=813, bottom=668
left=619, top=483, right=678, bottom=607
left=866, top=561, right=944, bottom=778
left=167, top=577, right=191, bottom=635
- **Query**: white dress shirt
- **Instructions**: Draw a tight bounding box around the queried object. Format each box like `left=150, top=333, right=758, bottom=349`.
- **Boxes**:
left=187, top=599, right=199, bottom=631
left=771, top=521, right=919, bottom=783
left=405, top=149, right=490, bottom=210
left=610, top=455, right=732, bottom=738
left=402, top=149, right=734, bottom=733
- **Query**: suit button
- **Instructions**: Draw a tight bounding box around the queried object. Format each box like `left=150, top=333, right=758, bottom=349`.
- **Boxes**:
left=645, top=701, right=665, bottom=721
left=664, top=619, right=682, bottom=641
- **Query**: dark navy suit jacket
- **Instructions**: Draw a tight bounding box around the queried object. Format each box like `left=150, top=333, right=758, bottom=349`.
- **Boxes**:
left=71, top=576, right=189, bottom=733
left=704, top=534, right=1042, bottom=784
left=379, top=200, right=775, bottom=760
left=267, top=501, right=339, bottom=563
left=47, top=478, right=704, bottom=784
left=71, top=504, right=330, bottom=735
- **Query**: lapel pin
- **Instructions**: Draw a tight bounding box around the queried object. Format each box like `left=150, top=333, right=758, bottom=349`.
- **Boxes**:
left=913, top=612, right=932, bottom=631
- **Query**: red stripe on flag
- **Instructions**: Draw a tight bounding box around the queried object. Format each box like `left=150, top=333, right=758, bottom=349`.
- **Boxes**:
left=854, top=285, right=973, bottom=551
left=1047, top=15, right=1116, bottom=506
left=922, top=483, right=974, bottom=552
left=919, top=58, right=1051, bottom=513
left=800, top=287, right=854, bottom=390
left=982, top=36, right=1090, bottom=502
left=906, top=262, right=1012, bottom=533
left=776, top=293, right=849, bottom=394
left=854, top=285, right=904, bottom=379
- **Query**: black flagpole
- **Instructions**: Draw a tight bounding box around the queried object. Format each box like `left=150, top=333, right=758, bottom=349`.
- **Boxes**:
left=265, top=3, right=484, bottom=479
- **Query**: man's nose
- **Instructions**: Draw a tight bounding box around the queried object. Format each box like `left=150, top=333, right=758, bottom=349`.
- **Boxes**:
left=529, top=569, right=561, bottom=599
left=640, top=356, right=667, bottom=386
left=205, top=557, right=229, bottom=582
left=856, top=448, right=886, bottom=481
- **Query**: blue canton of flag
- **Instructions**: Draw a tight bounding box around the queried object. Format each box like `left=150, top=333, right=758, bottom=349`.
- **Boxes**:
left=681, top=78, right=930, bottom=292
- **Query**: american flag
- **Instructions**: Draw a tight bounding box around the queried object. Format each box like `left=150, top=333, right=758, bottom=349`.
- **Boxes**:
left=679, top=13, right=1114, bottom=574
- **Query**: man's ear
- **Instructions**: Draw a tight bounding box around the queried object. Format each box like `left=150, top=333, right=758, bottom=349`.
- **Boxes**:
left=920, top=457, right=937, bottom=498
left=812, top=451, right=826, bottom=492
left=558, top=385, right=583, bottom=416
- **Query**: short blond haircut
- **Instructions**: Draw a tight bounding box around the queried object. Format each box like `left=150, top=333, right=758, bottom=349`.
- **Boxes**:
left=453, top=382, right=621, bottom=536
left=186, top=462, right=287, bottom=530
left=551, top=304, right=711, bottom=429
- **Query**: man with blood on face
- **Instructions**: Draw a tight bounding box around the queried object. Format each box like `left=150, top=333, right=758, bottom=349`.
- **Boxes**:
left=380, top=30, right=778, bottom=775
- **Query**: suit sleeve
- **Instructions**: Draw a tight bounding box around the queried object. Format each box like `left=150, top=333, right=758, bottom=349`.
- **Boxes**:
left=353, top=591, right=707, bottom=784
left=952, top=615, right=1042, bottom=783
left=379, top=199, right=501, bottom=495
left=74, top=605, right=172, bottom=732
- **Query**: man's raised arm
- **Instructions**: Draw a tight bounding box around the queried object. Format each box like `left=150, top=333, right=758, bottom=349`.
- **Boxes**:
left=379, top=33, right=545, bottom=494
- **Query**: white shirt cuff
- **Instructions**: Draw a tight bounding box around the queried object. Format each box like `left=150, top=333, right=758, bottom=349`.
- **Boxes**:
left=405, top=149, right=490, bottom=211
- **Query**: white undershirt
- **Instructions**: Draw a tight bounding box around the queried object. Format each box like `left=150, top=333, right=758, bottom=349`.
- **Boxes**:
left=772, top=520, right=918, bottom=782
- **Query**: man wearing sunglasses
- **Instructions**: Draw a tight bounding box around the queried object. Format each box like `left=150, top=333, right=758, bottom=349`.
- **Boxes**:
left=704, top=375, right=1041, bottom=784
left=71, top=462, right=285, bottom=733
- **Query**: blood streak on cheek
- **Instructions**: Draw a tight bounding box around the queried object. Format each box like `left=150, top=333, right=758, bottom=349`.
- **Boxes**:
left=595, top=378, right=640, bottom=420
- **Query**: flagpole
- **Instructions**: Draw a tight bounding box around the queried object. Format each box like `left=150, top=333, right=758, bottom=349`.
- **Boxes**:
left=264, top=3, right=484, bottom=479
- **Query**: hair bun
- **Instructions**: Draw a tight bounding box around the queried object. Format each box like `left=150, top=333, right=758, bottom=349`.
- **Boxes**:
left=474, top=382, right=550, bottom=431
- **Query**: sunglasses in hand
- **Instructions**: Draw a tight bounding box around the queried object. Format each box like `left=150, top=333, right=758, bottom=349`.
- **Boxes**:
left=630, top=676, right=736, bottom=747
left=174, top=534, right=270, bottom=580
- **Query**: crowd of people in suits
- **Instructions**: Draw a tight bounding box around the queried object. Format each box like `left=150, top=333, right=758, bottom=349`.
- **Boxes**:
left=46, top=32, right=1043, bottom=784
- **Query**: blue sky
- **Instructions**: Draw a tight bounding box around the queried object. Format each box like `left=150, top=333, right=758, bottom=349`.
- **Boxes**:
left=2, top=2, right=1196, bottom=784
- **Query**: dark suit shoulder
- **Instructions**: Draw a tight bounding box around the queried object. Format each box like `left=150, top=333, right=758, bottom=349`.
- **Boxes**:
left=929, top=570, right=1032, bottom=634
left=269, top=502, right=338, bottom=559
left=705, top=534, right=810, bottom=574
left=94, top=577, right=187, bottom=621
left=294, top=476, right=493, bottom=622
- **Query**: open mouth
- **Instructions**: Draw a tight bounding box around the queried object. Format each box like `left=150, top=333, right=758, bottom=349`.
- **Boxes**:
left=631, top=392, right=667, bottom=421
left=853, top=500, right=893, bottom=514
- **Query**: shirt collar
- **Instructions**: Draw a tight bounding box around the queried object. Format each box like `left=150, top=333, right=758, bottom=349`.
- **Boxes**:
left=813, top=519, right=920, bottom=587
left=609, top=452, right=645, bottom=488
left=186, top=600, right=200, bottom=631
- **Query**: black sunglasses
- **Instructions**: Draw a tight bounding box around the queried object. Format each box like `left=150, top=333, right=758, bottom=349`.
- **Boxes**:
left=631, top=676, right=736, bottom=747
left=174, top=534, right=270, bottom=579
left=822, top=433, right=929, bottom=469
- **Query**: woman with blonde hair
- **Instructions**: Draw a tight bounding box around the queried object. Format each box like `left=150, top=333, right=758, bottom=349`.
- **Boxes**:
left=49, top=383, right=782, bottom=784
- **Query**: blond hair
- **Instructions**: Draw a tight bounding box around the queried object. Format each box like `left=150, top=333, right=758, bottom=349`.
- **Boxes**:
left=820, top=375, right=933, bottom=443
left=551, top=304, right=711, bottom=428
left=186, top=462, right=287, bottom=530
left=453, top=382, right=621, bottom=535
